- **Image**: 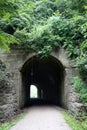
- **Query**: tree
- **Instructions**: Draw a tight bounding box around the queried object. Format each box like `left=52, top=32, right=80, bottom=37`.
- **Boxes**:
left=0, top=0, right=87, bottom=58
left=0, top=0, right=17, bottom=51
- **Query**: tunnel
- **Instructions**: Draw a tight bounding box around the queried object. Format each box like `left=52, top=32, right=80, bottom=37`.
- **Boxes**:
left=21, top=55, right=65, bottom=108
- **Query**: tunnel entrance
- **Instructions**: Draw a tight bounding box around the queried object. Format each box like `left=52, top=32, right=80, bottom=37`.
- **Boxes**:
left=21, top=55, right=64, bottom=107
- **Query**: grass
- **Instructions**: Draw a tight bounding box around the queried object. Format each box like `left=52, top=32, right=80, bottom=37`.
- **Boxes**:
left=63, top=111, right=87, bottom=130
left=1, top=109, right=87, bottom=130
left=0, top=112, right=26, bottom=130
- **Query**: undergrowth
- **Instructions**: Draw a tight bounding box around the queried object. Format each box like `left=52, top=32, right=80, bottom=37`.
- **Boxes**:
left=0, top=112, right=26, bottom=130
left=63, top=111, right=87, bottom=130
left=72, top=76, right=87, bottom=105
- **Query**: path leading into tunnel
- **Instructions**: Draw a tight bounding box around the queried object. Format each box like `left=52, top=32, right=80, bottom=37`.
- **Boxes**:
left=10, top=106, right=72, bottom=130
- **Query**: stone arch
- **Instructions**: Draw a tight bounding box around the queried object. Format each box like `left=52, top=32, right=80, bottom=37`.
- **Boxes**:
left=0, top=48, right=78, bottom=112
left=0, top=48, right=82, bottom=122
left=20, top=54, right=65, bottom=108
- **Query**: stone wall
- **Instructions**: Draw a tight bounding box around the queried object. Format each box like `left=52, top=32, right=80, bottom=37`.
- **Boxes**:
left=0, top=60, right=18, bottom=122
left=0, top=48, right=83, bottom=122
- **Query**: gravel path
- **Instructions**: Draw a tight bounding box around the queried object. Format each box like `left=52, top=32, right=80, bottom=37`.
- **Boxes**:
left=10, top=106, right=72, bottom=130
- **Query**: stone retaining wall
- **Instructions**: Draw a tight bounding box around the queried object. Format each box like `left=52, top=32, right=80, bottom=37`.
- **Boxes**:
left=0, top=48, right=84, bottom=122
left=0, top=61, right=18, bottom=122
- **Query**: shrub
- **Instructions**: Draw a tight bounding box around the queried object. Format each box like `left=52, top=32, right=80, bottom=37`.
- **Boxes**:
left=72, top=76, right=87, bottom=105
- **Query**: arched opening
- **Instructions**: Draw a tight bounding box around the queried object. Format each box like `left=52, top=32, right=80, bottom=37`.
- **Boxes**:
left=20, top=55, right=65, bottom=108
left=30, top=85, right=38, bottom=98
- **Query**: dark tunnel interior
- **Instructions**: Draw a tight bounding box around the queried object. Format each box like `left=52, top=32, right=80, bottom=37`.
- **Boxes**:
left=21, top=55, right=64, bottom=107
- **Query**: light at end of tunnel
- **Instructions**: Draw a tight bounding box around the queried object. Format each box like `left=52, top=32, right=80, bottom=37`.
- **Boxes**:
left=30, top=85, right=38, bottom=98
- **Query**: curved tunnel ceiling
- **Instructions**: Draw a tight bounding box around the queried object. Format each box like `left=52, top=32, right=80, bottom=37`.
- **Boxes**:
left=21, top=55, right=65, bottom=106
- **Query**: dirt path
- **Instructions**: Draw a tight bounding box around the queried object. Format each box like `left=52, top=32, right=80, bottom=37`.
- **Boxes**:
left=10, top=106, right=72, bottom=130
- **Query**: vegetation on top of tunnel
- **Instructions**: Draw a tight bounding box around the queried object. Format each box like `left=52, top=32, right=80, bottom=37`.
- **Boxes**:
left=0, top=0, right=87, bottom=105
left=0, top=0, right=87, bottom=57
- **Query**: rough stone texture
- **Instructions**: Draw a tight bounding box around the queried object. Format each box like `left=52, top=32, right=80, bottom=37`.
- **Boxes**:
left=0, top=61, right=18, bottom=122
left=0, top=48, right=84, bottom=122
left=64, top=68, right=86, bottom=114
left=51, top=48, right=82, bottom=113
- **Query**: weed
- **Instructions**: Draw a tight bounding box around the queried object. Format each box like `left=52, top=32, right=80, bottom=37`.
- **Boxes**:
left=0, top=113, right=26, bottom=130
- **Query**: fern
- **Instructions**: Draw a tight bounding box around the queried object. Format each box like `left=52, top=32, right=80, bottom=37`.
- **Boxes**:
left=0, top=31, right=18, bottom=51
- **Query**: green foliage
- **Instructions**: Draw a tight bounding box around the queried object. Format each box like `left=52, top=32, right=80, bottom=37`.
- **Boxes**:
left=77, top=56, right=87, bottom=80
left=68, top=0, right=86, bottom=14
left=0, top=0, right=16, bottom=16
left=0, top=0, right=87, bottom=125
left=72, top=76, right=87, bottom=105
left=0, top=0, right=87, bottom=76
left=0, top=113, right=25, bottom=130
left=0, top=0, right=86, bottom=56
left=63, top=111, right=87, bottom=130
left=0, top=0, right=18, bottom=51
left=0, top=31, right=18, bottom=52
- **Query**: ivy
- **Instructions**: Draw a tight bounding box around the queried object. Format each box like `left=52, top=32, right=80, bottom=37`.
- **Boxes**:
left=0, top=0, right=87, bottom=79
